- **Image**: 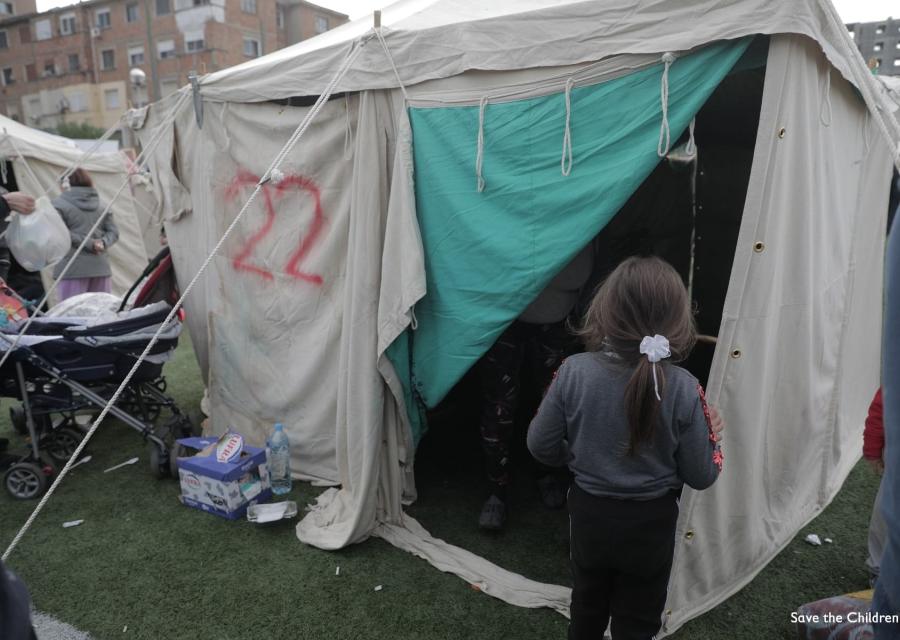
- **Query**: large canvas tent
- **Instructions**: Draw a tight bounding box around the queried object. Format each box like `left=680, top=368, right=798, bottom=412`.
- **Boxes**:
left=0, top=113, right=152, bottom=298
left=133, top=0, right=900, bottom=633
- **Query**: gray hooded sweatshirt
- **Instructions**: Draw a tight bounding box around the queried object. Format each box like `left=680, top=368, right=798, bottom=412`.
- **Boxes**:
left=52, top=186, right=119, bottom=280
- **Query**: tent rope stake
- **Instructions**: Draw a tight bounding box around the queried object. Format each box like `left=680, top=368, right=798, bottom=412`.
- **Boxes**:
left=2, top=37, right=365, bottom=563
left=657, top=52, right=676, bottom=158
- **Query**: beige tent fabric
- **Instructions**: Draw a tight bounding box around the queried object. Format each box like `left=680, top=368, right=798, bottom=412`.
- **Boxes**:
left=663, top=35, right=891, bottom=634
left=0, top=121, right=151, bottom=301
left=131, top=0, right=900, bottom=631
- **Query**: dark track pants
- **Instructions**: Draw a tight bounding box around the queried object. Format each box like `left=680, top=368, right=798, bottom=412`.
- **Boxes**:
left=568, top=483, right=679, bottom=640
left=477, top=321, right=569, bottom=488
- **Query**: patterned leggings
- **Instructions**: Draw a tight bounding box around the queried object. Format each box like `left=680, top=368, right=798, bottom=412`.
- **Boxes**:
left=477, top=320, right=570, bottom=487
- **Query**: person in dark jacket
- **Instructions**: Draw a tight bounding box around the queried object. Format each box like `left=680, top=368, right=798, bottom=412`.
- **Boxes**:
left=0, top=559, right=37, bottom=640
left=52, top=168, right=119, bottom=300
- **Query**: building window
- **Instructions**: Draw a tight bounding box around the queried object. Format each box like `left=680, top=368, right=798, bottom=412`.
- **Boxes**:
left=243, top=37, right=260, bottom=58
left=876, top=25, right=885, bottom=35
left=18, top=25, right=30, bottom=43
left=315, top=16, right=329, bottom=34
left=157, top=39, right=175, bottom=59
left=59, top=13, right=76, bottom=35
left=96, top=8, right=111, bottom=29
left=0, top=3, right=13, bottom=16
left=69, top=91, right=87, bottom=112
left=896, top=42, right=900, bottom=50
left=35, top=19, right=52, bottom=41
left=43, top=61, right=56, bottom=77
left=26, top=98, right=41, bottom=122
left=874, top=42, right=884, bottom=52
left=129, top=45, right=145, bottom=66
left=1, top=67, right=13, bottom=85
left=68, top=53, right=80, bottom=72
left=894, top=59, right=900, bottom=68
left=192, top=0, right=211, bottom=6
left=241, top=0, right=257, bottom=14
left=185, top=31, right=204, bottom=52
left=0, top=30, right=7, bottom=49
left=875, top=58, right=883, bottom=69
left=156, top=0, right=171, bottom=15
left=104, top=88, right=120, bottom=110
left=126, top=3, right=140, bottom=23
left=101, top=48, right=116, bottom=70
left=277, top=6, right=284, bottom=29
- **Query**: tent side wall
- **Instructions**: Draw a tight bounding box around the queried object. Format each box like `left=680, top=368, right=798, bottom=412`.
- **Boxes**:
left=664, top=34, right=891, bottom=634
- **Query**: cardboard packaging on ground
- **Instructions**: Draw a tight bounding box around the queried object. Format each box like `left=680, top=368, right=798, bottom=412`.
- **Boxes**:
left=175, top=435, right=272, bottom=520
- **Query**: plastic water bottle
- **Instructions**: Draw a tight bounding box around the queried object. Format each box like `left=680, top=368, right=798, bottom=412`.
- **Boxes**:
left=267, top=423, right=292, bottom=495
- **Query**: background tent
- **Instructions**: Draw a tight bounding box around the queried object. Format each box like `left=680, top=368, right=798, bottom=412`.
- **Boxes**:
left=0, top=113, right=153, bottom=300
left=132, top=0, right=900, bottom=633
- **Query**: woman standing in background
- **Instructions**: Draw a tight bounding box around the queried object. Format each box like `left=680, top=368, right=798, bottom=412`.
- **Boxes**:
left=52, top=168, right=119, bottom=300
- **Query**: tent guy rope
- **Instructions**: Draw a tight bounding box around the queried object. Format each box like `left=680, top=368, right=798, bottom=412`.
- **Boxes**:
left=2, top=36, right=366, bottom=563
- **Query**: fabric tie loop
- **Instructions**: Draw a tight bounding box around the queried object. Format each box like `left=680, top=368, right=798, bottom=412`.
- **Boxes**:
left=640, top=334, right=671, bottom=400
left=657, top=52, right=676, bottom=158
left=476, top=96, right=488, bottom=192
left=561, top=78, right=575, bottom=176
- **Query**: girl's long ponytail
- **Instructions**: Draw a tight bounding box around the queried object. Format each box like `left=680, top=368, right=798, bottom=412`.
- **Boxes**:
left=624, top=357, right=665, bottom=455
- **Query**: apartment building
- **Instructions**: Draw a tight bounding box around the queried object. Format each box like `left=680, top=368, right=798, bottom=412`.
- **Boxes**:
left=0, top=0, right=348, bottom=131
left=848, top=17, right=900, bottom=76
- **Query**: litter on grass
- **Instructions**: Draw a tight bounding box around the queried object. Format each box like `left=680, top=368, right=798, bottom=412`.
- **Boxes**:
left=805, top=534, right=823, bottom=546
left=71, top=455, right=92, bottom=468
left=62, top=520, right=84, bottom=528
left=825, top=538, right=833, bottom=544
left=335, top=566, right=340, bottom=576
left=104, top=457, right=139, bottom=473
left=374, top=585, right=383, bottom=592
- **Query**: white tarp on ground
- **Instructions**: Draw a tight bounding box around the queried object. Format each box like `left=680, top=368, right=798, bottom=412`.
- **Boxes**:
left=134, top=0, right=900, bottom=634
left=0, top=113, right=152, bottom=300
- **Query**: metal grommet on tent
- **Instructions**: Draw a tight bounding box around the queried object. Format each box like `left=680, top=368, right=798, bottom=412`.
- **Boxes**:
left=685, top=530, right=695, bottom=540
left=778, top=127, right=786, bottom=139
left=754, top=241, right=765, bottom=253
left=666, top=609, right=673, bottom=617
left=731, top=349, right=742, bottom=359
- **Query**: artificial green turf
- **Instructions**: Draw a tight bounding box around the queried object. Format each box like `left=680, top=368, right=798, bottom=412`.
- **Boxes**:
left=0, top=335, right=882, bottom=639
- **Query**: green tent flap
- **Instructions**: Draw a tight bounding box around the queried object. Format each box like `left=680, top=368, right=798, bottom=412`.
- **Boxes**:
left=391, top=38, right=751, bottom=444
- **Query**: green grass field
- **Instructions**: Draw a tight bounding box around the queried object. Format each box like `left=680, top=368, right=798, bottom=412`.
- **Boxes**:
left=0, top=336, right=881, bottom=639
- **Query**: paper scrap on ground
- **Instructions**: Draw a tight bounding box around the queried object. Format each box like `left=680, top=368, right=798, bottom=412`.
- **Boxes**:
left=104, top=457, right=139, bottom=473
left=249, top=502, right=289, bottom=523
left=72, top=455, right=92, bottom=468
left=374, top=585, right=383, bottom=592
left=335, top=566, right=340, bottom=576
left=62, top=520, right=84, bottom=528
left=805, top=534, right=822, bottom=546
left=825, top=538, right=833, bottom=544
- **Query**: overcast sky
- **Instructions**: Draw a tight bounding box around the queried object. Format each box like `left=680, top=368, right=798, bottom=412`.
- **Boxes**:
left=34, top=0, right=900, bottom=22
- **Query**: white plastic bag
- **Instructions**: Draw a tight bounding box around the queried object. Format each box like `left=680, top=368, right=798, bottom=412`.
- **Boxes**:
left=6, top=195, right=70, bottom=272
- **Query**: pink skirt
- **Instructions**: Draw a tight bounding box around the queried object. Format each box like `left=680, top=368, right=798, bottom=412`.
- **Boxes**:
left=57, top=276, right=112, bottom=301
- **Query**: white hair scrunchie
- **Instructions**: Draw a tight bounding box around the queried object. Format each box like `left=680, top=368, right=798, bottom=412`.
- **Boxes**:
left=639, top=334, right=671, bottom=401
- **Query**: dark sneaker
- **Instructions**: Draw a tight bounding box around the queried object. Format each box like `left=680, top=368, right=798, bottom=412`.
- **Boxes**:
left=537, top=475, right=567, bottom=509
left=478, top=494, right=507, bottom=531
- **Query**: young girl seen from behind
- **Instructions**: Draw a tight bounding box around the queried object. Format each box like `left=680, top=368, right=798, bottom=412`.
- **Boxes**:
left=527, top=256, right=724, bottom=640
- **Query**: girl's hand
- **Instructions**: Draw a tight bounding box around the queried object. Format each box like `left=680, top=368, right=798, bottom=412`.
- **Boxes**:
left=93, top=239, right=105, bottom=254
left=3, top=192, right=35, bottom=214
left=709, top=406, right=725, bottom=442
left=868, top=458, right=885, bottom=475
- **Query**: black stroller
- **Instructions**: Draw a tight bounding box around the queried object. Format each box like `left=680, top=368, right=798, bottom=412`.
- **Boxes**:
left=0, top=248, right=194, bottom=499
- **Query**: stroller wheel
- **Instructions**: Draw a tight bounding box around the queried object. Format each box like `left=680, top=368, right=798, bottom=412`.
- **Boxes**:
left=148, top=443, right=169, bottom=479
left=4, top=462, right=49, bottom=500
left=44, top=427, right=86, bottom=465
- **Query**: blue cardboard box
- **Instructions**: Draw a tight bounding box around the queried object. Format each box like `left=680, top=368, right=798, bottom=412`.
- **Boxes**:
left=175, top=436, right=272, bottom=520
